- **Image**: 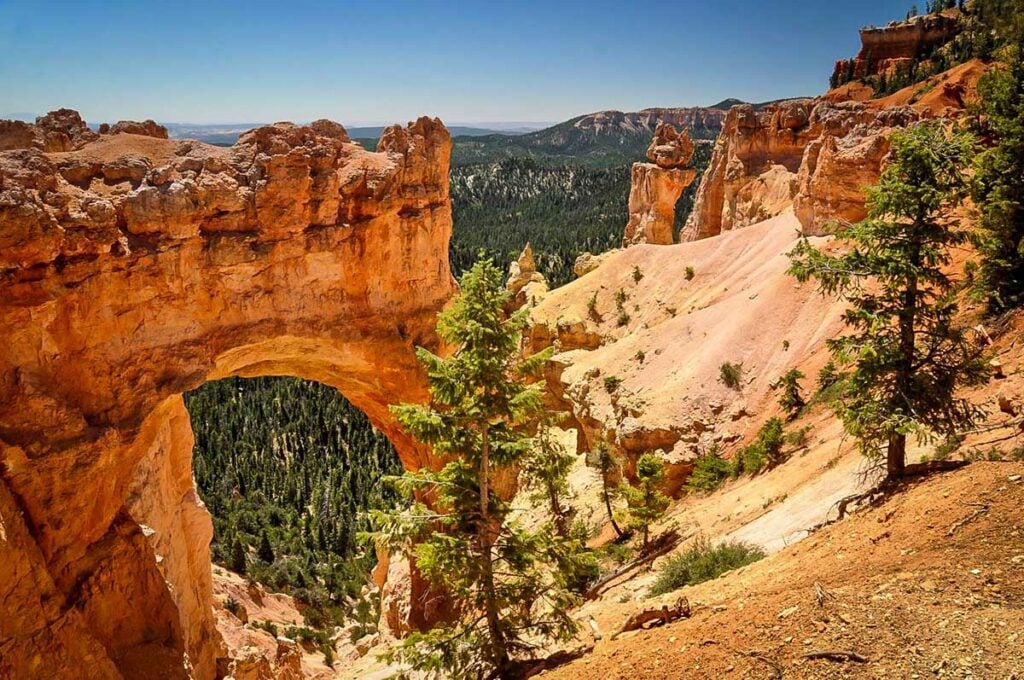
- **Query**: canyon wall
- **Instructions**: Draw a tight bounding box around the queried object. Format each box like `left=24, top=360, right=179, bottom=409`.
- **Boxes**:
left=571, top=106, right=728, bottom=139
left=0, top=111, right=457, bottom=678
left=681, top=99, right=923, bottom=241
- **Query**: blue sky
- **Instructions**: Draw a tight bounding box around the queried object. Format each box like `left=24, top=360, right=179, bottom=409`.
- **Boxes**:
left=0, top=0, right=913, bottom=126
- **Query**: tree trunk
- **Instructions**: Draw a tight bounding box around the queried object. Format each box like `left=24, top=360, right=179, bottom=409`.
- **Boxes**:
left=890, top=221, right=921, bottom=481
left=886, top=434, right=906, bottom=479
left=479, top=425, right=510, bottom=673
left=548, top=484, right=568, bottom=538
left=602, top=480, right=624, bottom=538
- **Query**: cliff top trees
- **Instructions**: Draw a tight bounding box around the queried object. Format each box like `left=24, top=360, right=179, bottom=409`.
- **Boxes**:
left=788, top=123, right=989, bottom=479
left=368, top=258, right=588, bottom=679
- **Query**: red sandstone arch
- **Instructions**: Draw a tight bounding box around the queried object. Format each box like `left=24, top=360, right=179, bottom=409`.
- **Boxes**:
left=0, top=113, right=456, bottom=679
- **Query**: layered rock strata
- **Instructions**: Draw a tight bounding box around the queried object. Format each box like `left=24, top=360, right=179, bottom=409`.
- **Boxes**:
left=0, top=110, right=457, bottom=678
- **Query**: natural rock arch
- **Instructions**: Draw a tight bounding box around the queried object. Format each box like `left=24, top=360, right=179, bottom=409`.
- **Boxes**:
left=0, top=113, right=456, bottom=679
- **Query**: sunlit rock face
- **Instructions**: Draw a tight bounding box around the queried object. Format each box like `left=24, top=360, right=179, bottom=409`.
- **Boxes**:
left=682, top=99, right=922, bottom=241
left=623, top=124, right=697, bottom=246
left=0, top=110, right=457, bottom=678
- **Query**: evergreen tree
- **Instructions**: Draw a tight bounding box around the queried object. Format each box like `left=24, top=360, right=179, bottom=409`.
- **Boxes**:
left=230, top=537, right=247, bottom=575
left=258, top=529, right=275, bottom=564
left=523, top=420, right=576, bottom=538
left=774, top=368, right=806, bottom=419
left=972, top=31, right=1024, bottom=312
left=788, top=123, right=990, bottom=479
left=619, top=453, right=670, bottom=552
left=593, top=440, right=625, bottom=539
left=368, top=258, right=587, bottom=678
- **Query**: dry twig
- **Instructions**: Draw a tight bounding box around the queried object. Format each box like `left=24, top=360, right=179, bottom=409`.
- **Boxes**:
left=947, top=502, right=990, bottom=536
left=802, top=649, right=868, bottom=663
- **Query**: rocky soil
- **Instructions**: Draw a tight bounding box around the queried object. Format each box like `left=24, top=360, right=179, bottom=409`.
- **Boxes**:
left=544, top=462, right=1024, bottom=680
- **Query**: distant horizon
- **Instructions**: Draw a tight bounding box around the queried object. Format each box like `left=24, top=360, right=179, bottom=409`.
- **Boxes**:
left=1, top=0, right=912, bottom=124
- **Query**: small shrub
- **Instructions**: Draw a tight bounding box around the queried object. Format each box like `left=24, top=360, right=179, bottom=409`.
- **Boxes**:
left=632, top=265, right=644, bottom=283
left=224, top=596, right=241, bottom=616
left=782, top=339, right=790, bottom=351
left=649, top=537, right=766, bottom=596
left=614, top=289, right=628, bottom=306
left=686, top=446, right=731, bottom=493
left=587, top=291, right=599, bottom=320
left=634, top=350, right=646, bottom=363
left=817, top=361, right=839, bottom=392
left=684, top=266, right=695, bottom=281
left=253, top=620, right=279, bottom=637
left=736, top=443, right=767, bottom=476
left=617, top=310, right=631, bottom=327
left=774, top=368, right=805, bottom=419
left=784, top=426, right=811, bottom=449
left=604, top=375, right=623, bottom=393
left=734, top=418, right=786, bottom=475
left=719, top=361, right=743, bottom=389
left=1010, top=444, right=1024, bottom=462
left=933, top=434, right=965, bottom=461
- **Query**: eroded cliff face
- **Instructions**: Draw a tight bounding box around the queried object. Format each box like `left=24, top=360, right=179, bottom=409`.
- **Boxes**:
left=832, top=11, right=961, bottom=84
left=623, top=124, right=697, bottom=246
left=681, top=99, right=924, bottom=241
left=0, top=111, right=457, bottom=678
left=530, top=213, right=847, bottom=495
left=571, top=106, right=727, bottom=139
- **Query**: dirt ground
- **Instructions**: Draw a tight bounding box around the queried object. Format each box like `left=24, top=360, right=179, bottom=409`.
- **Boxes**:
left=542, top=462, right=1024, bottom=680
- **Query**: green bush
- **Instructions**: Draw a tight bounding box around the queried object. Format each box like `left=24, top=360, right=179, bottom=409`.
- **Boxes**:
left=649, top=537, right=766, bottom=596
left=603, top=375, right=623, bottom=393
left=632, top=265, right=644, bottom=283
left=684, top=266, right=695, bottom=281
left=686, top=447, right=731, bottom=493
left=719, top=361, right=743, bottom=389
left=817, top=361, right=840, bottom=392
left=733, top=418, right=786, bottom=476
left=224, top=596, right=242, bottom=616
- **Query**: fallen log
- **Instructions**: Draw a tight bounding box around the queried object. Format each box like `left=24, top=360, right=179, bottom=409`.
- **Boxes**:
left=610, top=596, right=691, bottom=640
left=585, top=529, right=681, bottom=600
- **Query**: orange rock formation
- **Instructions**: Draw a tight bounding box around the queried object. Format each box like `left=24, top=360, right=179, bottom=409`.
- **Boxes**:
left=831, top=11, right=961, bottom=85
left=682, top=99, right=924, bottom=241
left=0, top=111, right=456, bottom=679
left=623, top=124, right=697, bottom=246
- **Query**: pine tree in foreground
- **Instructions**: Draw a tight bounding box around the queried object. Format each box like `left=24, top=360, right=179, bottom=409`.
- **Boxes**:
left=366, top=258, right=591, bottom=679
left=788, top=123, right=990, bottom=479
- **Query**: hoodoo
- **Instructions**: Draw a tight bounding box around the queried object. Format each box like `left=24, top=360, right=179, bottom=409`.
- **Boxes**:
left=0, top=112, right=457, bottom=679
left=623, top=123, right=697, bottom=246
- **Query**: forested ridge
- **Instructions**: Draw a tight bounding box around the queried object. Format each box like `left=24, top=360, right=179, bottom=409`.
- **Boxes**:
left=450, top=143, right=712, bottom=286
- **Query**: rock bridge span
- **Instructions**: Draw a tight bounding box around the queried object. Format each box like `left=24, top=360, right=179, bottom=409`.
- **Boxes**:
left=0, top=112, right=456, bottom=679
